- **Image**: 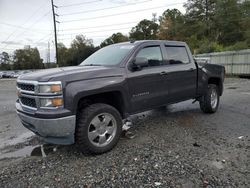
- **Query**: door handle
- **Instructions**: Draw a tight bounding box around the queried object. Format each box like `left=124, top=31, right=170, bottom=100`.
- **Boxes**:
left=188, top=68, right=195, bottom=72
left=160, top=71, right=168, bottom=75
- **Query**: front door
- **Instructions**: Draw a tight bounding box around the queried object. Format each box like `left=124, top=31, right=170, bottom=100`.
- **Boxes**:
left=127, top=45, right=167, bottom=113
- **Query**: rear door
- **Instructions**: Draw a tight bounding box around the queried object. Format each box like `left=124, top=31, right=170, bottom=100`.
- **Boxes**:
left=163, top=45, right=197, bottom=102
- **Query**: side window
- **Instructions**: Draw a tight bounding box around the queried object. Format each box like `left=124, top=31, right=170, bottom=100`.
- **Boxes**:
left=136, top=46, right=163, bottom=67
left=165, top=46, right=190, bottom=64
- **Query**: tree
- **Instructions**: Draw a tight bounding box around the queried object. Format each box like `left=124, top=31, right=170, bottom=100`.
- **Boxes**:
left=57, top=43, right=68, bottom=67
left=158, top=9, right=185, bottom=40
left=69, top=35, right=98, bottom=66
left=129, top=19, right=159, bottom=40
left=214, top=0, right=244, bottom=45
left=13, top=46, right=43, bottom=70
left=0, top=52, right=12, bottom=70
left=240, top=0, right=250, bottom=46
left=60, top=35, right=98, bottom=66
left=100, top=33, right=129, bottom=47
left=184, top=0, right=216, bottom=39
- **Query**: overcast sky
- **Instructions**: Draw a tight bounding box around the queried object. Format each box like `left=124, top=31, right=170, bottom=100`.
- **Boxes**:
left=0, top=0, right=186, bottom=62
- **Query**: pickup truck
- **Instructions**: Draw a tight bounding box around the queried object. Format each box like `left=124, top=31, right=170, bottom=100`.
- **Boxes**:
left=16, top=40, right=225, bottom=154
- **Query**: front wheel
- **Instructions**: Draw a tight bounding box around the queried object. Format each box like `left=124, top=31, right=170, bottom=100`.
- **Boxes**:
left=199, top=84, right=220, bottom=113
left=76, top=103, right=122, bottom=154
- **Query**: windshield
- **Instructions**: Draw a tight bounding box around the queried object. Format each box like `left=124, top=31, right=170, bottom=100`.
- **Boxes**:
left=80, top=44, right=134, bottom=66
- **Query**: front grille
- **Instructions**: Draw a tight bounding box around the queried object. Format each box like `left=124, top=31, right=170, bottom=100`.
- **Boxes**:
left=17, top=83, right=35, bottom=92
left=20, top=97, right=37, bottom=108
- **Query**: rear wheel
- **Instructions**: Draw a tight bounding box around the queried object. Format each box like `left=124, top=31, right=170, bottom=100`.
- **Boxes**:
left=76, top=103, right=122, bottom=154
left=199, top=84, right=220, bottom=113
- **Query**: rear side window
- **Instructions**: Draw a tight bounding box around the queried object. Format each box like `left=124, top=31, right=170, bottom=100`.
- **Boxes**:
left=165, top=46, right=190, bottom=64
left=136, top=46, right=163, bottom=67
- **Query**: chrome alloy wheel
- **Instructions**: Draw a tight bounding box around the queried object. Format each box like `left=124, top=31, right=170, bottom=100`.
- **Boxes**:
left=211, top=88, right=218, bottom=109
left=88, top=113, right=117, bottom=147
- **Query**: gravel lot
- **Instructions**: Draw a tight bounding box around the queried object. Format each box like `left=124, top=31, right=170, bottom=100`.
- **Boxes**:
left=0, top=78, right=249, bottom=187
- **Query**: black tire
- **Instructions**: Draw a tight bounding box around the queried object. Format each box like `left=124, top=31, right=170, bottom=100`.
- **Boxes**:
left=76, top=103, right=122, bottom=154
left=199, top=84, right=220, bottom=113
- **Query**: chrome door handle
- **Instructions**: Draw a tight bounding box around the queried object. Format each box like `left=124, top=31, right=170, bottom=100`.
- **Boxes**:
left=160, top=71, right=168, bottom=75
left=188, top=68, right=195, bottom=72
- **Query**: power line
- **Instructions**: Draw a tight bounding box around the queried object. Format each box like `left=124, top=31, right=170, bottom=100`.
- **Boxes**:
left=58, top=35, right=112, bottom=41
left=58, top=7, right=250, bottom=31
left=60, top=21, right=140, bottom=31
left=0, top=31, right=53, bottom=51
left=1, top=11, right=51, bottom=50
left=57, top=18, right=250, bottom=41
left=0, top=22, right=49, bottom=33
left=0, top=0, right=48, bottom=46
left=60, top=3, right=183, bottom=23
left=34, top=31, right=53, bottom=44
left=58, top=27, right=132, bottom=36
left=58, top=0, right=102, bottom=8
left=60, top=0, right=152, bottom=16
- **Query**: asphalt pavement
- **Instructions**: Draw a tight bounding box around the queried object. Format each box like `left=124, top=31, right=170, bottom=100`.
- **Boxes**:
left=0, top=78, right=249, bottom=187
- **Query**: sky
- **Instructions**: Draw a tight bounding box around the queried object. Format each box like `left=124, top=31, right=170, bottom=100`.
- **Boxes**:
left=0, top=0, right=186, bottom=62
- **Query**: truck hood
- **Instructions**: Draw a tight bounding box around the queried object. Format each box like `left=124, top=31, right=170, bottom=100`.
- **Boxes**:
left=18, top=66, right=123, bottom=82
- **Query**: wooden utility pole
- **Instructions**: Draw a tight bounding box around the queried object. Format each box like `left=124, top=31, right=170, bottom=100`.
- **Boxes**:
left=51, top=0, right=58, bottom=64
left=47, top=41, right=50, bottom=63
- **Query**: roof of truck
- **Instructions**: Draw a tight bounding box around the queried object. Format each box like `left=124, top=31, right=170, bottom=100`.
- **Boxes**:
left=116, top=40, right=187, bottom=46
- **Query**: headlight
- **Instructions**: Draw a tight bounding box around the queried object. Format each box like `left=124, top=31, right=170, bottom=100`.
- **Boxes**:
left=40, top=98, right=64, bottom=108
left=39, top=82, right=62, bottom=94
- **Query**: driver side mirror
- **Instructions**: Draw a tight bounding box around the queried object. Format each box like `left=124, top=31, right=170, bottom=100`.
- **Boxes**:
left=130, top=57, right=148, bottom=71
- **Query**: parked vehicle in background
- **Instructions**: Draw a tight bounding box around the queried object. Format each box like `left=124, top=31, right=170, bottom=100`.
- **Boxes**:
left=0, top=70, right=35, bottom=79
left=16, top=40, right=225, bottom=154
left=13, top=73, right=20, bottom=78
left=2, top=72, right=12, bottom=78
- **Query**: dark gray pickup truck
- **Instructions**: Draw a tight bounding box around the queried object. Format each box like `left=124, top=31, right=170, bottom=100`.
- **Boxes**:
left=16, top=40, right=225, bottom=154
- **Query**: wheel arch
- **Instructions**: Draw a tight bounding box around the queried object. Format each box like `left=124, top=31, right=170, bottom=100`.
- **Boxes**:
left=208, top=77, right=223, bottom=96
left=76, top=91, right=127, bottom=119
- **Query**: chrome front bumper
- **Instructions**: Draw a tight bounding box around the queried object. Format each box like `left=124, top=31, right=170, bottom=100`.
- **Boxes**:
left=16, top=102, right=76, bottom=145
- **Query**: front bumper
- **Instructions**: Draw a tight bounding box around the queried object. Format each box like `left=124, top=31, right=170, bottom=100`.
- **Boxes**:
left=16, top=102, right=76, bottom=145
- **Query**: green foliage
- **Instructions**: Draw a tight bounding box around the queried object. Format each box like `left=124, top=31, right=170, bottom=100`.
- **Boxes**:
left=13, top=46, right=44, bottom=70
left=57, top=35, right=98, bottom=67
left=0, top=52, right=12, bottom=70
left=158, top=9, right=185, bottom=40
left=57, top=43, right=69, bottom=67
left=44, top=62, right=57, bottom=69
left=196, top=39, right=224, bottom=54
left=224, top=41, right=250, bottom=51
left=184, top=0, right=216, bottom=40
left=158, top=0, right=250, bottom=53
left=100, top=33, right=129, bottom=47
left=129, top=19, right=159, bottom=40
left=214, top=0, right=243, bottom=45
